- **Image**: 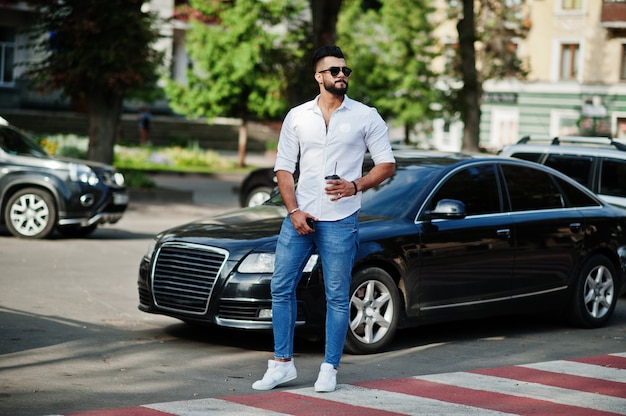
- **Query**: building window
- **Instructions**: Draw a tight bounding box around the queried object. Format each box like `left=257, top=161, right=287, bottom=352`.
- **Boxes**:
left=0, top=27, right=15, bottom=86
left=560, top=43, right=579, bottom=80
left=562, top=0, right=583, bottom=10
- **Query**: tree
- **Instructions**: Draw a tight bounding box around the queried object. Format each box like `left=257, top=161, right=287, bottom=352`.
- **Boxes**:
left=310, top=0, right=343, bottom=50
left=457, top=0, right=480, bottom=152
left=165, top=0, right=308, bottom=167
left=23, top=0, right=163, bottom=164
left=450, top=0, right=529, bottom=152
left=287, top=0, right=344, bottom=106
left=338, top=0, right=439, bottom=144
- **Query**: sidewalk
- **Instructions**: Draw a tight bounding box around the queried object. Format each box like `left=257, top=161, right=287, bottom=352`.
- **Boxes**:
left=127, top=150, right=275, bottom=210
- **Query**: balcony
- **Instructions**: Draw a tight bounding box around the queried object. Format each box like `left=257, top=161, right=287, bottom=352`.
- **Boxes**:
left=601, top=0, right=626, bottom=29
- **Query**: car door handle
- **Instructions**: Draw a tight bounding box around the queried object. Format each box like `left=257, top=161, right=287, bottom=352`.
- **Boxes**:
left=570, top=222, right=582, bottom=233
left=496, top=228, right=511, bottom=239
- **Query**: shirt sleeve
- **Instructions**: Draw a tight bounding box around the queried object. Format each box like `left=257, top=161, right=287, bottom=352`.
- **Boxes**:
left=365, top=108, right=396, bottom=165
left=274, top=110, right=300, bottom=174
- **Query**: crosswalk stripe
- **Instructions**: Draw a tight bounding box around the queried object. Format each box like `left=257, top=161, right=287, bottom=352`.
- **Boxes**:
left=146, top=397, right=292, bottom=415
left=520, top=359, right=626, bottom=383
left=470, top=365, right=626, bottom=398
left=290, top=384, right=517, bottom=415
left=568, top=354, right=626, bottom=370
left=356, top=377, right=624, bottom=416
left=411, top=372, right=626, bottom=415
left=221, top=391, right=406, bottom=415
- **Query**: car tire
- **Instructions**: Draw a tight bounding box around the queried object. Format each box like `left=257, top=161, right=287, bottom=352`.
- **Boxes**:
left=569, top=254, right=619, bottom=328
left=344, top=267, right=401, bottom=354
left=4, top=187, right=57, bottom=239
left=245, top=186, right=273, bottom=207
left=57, top=223, right=98, bottom=238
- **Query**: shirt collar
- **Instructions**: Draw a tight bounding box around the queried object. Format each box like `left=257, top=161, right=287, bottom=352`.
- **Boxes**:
left=309, top=94, right=353, bottom=113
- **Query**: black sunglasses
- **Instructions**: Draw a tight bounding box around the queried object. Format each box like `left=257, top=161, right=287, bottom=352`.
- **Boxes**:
left=318, top=66, right=352, bottom=77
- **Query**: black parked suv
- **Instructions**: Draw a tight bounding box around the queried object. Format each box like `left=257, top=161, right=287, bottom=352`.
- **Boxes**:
left=500, top=135, right=626, bottom=209
left=0, top=118, right=128, bottom=239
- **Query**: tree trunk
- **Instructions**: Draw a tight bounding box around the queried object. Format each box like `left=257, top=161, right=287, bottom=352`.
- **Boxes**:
left=309, top=0, right=342, bottom=50
left=404, top=122, right=411, bottom=145
left=458, top=0, right=481, bottom=153
left=85, top=95, right=123, bottom=164
left=237, top=118, right=248, bottom=168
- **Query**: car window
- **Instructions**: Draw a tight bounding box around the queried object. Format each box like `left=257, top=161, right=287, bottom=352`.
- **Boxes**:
left=0, top=127, right=48, bottom=157
left=361, top=165, right=439, bottom=218
left=553, top=176, right=601, bottom=207
left=426, top=164, right=501, bottom=215
left=599, top=158, right=626, bottom=198
left=544, top=154, right=593, bottom=188
left=509, top=152, right=543, bottom=163
left=501, top=165, right=564, bottom=211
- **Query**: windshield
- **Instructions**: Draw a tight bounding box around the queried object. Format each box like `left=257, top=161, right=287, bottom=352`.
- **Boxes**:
left=0, top=126, right=49, bottom=157
left=360, top=165, right=440, bottom=218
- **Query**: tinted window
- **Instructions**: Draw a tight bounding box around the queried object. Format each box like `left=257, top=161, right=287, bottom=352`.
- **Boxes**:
left=554, top=176, right=601, bottom=207
left=427, top=164, right=501, bottom=215
left=502, top=165, right=564, bottom=211
left=361, top=165, right=441, bottom=218
left=544, top=154, right=593, bottom=188
left=510, top=152, right=542, bottom=163
left=0, top=127, right=48, bottom=157
left=599, top=158, right=626, bottom=198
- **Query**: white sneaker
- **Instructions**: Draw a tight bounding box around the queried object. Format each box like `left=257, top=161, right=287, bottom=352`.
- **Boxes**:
left=314, top=362, right=337, bottom=392
left=252, top=359, right=297, bottom=390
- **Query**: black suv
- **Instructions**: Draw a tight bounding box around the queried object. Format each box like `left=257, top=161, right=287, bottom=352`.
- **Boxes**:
left=500, top=136, right=626, bottom=210
left=0, top=119, right=128, bottom=238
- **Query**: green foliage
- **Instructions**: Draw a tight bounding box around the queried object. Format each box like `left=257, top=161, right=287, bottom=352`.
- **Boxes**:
left=338, top=0, right=440, bottom=138
left=38, top=133, right=242, bottom=174
left=165, top=0, right=309, bottom=121
left=113, top=145, right=238, bottom=173
left=37, top=133, right=88, bottom=158
left=22, top=0, right=164, bottom=102
left=120, top=169, right=157, bottom=189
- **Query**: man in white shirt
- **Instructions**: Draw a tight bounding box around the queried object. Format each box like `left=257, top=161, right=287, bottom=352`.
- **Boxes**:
left=252, top=45, right=395, bottom=393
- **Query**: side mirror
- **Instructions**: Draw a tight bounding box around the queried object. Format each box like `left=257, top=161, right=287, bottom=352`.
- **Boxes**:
left=425, top=199, right=466, bottom=220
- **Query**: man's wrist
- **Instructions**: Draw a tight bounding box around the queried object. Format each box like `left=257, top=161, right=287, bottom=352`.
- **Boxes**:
left=288, top=207, right=300, bottom=215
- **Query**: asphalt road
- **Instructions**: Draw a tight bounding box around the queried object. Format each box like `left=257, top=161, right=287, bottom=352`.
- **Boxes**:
left=1, top=172, right=625, bottom=416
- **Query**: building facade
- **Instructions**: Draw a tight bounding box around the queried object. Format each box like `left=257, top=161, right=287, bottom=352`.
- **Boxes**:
left=481, top=0, right=626, bottom=152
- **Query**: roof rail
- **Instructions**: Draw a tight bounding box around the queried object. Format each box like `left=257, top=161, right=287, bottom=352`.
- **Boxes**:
left=516, top=135, right=626, bottom=151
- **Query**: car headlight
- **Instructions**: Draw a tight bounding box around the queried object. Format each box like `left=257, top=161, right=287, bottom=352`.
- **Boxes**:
left=238, top=253, right=319, bottom=274
left=69, top=163, right=99, bottom=186
left=113, top=172, right=125, bottom=186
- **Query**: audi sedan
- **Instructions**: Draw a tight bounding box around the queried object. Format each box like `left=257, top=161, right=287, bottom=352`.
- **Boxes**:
left=138, top=151, right=626, bottom=354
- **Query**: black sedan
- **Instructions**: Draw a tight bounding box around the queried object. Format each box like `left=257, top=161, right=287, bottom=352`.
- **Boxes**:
left=138, top=151, right=626, bottom=354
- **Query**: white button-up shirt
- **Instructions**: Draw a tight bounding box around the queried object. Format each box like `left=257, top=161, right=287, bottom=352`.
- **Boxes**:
left=274, top=95, right=395, bottom=221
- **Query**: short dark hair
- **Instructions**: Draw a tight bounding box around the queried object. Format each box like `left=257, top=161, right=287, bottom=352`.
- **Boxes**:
left=312, top=45, right=345, bottom=72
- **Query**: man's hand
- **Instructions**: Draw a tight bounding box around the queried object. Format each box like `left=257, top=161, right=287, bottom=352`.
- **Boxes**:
left=290, top=210, right=316, bottom=234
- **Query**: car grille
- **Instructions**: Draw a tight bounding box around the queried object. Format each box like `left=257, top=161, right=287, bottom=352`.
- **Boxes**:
left=219, top=300, right=306, bottom=322
left=152, top=242, right=228, bottom=314
left=219, top=300, right=270, bottom=320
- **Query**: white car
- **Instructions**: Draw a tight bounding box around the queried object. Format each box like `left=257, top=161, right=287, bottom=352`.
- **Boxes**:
left=500, top=136, right=626, bottom=209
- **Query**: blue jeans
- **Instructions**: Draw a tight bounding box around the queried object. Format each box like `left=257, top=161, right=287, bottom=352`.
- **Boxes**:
left=271, top=211, right=359, bottom=368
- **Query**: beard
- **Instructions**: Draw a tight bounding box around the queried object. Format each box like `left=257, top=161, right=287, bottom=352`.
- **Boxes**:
left=323, top=78, right=348, bottom=96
